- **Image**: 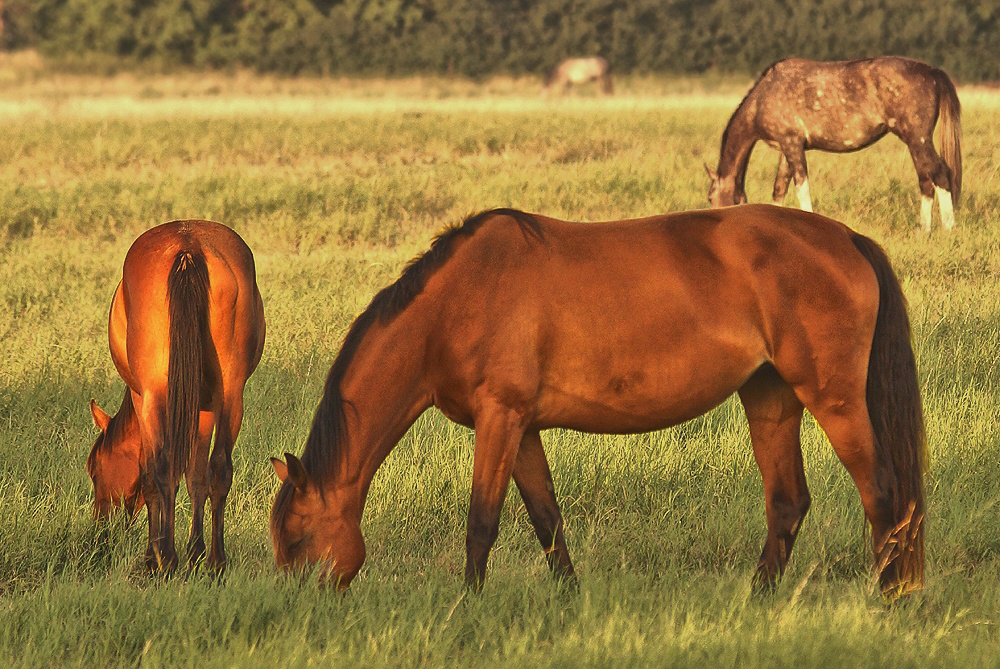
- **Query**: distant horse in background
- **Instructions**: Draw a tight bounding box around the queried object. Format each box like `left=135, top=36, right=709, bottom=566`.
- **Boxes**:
left=87, top=220, right=265, bottom=573
left=270, top=206, right=925, bottom=598
left=706, top=57, right=961, bottom=232
left=544, top=57, right=614, bottom=96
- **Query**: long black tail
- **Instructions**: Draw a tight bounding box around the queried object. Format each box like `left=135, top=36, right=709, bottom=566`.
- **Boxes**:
left=166, top=249, right=210, bottom=485
left=933, top=68, right=962, bottom=205
left=851, top=234, right=926, bottom=593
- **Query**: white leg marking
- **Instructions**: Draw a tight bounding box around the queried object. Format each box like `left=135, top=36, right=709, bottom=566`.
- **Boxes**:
left=796, top=178, right=813, bottom=212
left=920, top=195, right=933, bottom=234
left=936, top=186, right=955, bottom=230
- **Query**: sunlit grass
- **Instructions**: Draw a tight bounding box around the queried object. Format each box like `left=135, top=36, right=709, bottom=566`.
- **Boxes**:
left=1, top=67, right=999, bottom=667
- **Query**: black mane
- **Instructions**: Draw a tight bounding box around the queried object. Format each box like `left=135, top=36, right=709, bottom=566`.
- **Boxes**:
left=293, top=208, right=542, bottom=489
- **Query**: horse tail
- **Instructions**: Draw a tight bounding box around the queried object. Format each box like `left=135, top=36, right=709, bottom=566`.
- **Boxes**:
left=851, top=233, right=926, bottom=592
left=165, top=249, right=210, bottom=485
left=933, top=68, right=962, bottom=205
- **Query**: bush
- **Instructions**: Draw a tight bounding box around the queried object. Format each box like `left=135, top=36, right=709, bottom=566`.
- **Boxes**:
left=3, top=0, right=998, bottom=81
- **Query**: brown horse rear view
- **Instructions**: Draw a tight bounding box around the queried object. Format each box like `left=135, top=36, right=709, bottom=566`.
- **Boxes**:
left=270, top=206, right=925, bottom=597
left=706, top=57, right=961, bottom=232
left=87, top=220, right=265, bottom=572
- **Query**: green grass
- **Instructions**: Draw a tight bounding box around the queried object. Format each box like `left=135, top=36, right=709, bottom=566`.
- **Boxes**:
left=1, top=67, right=1000, bottom=667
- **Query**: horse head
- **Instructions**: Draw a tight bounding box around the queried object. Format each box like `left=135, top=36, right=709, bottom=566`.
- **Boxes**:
left=270, top=453, right=366, bottom=588
left=704, top=163, right=746, bottom=207
left=86, top=398, right=144, bottom=519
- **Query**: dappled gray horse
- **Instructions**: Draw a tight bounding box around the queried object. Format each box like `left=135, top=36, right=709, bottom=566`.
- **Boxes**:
left=706, top=57, right=961, bottom=232
left=544, top=57, right=613, bottom=96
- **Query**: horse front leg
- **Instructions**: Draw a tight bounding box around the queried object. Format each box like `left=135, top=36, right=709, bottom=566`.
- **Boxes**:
left=465, top=401, right=527, bottom=590
left=137, top=400, right=179, bottom=574
left=738, top=366, right=809, bottom=591
left=139, top=464, right=163, bottom=572
left=772, top=152, right=793, bottom=205
left=512, top=431, right=575, bottom=581
left=783, top=144, right=812, bottom=212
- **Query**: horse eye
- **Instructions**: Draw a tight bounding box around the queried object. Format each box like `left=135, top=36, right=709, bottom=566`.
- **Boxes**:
left=288, top=537, right=305, bottom=553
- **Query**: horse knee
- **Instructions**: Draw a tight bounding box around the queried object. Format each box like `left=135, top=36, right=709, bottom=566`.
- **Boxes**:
left=791, top=490, right=811, bottom=534
left=208, top=457, right=232, bottom=497
left=771, top=489, right=810, bottom=535
left=799, top=489, right=811, bottom=518
left=466, top=517, right=500, bottom=553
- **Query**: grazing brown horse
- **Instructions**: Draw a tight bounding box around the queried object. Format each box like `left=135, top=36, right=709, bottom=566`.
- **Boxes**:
left=706, top=57, right=961, bottom=233
left=270, top=206, right=925, bottom=597
left=87, top=220, right=265, bottom=572
left=544, top=57, right=614, bottom=96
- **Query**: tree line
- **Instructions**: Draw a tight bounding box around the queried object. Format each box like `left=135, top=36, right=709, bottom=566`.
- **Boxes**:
left=2, top=0, right=997, bottom=81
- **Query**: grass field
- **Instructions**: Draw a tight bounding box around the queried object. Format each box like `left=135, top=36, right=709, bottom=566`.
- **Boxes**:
left=2, top=59, right=1000, bottom=667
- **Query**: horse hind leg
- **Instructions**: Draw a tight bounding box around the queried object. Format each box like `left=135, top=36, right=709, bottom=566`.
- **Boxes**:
left=809, top=399, right=908, bottom=591
left=935, top=183, right=955, bottom=231
left=907, top=138, right=954, bottom=232
left=792, top=356, right=908, bottom=593
left=512, top=431, right=575, bottom=581
left=738, top=365, right=809, bottom=591
left=185, top=410, right=215, bottom=569
left=207, top=398, right=242, bottom=573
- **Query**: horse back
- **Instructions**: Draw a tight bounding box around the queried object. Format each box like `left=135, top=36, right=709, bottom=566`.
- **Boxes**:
left=422, top=207, right=877, bottom=431
left=746, top=57, right=944, bottom=150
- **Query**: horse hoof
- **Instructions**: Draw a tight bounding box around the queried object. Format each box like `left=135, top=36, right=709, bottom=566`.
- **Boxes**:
left=751, top=567, right=780, bottom=595
left=207, top=556, right=228, bottom=577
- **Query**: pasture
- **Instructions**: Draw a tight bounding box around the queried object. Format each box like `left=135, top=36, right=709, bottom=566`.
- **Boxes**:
left=1, top=64, right=999, bottom=667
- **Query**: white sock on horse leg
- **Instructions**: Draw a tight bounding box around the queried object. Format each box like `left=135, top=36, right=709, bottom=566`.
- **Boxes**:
left=920, top=195, right=933, bottom=233
left=796, top=179, right=813, bottom=212
left=935, top=186, right=955, bottom=230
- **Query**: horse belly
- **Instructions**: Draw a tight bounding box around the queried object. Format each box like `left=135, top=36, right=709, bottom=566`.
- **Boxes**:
left=805, top=117, right=887, bottom=152
left=533, top=335, right=766, bottom=434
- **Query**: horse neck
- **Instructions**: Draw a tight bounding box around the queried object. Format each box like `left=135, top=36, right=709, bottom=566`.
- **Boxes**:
left=111, top=391, right=141, bottom=455
left=717, top=103, right=758, bottom=192
left=321, top=312, right=432, bottom=511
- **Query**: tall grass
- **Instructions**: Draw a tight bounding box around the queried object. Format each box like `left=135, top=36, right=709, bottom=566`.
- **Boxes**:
left=1, top=70, right=999, bottom=667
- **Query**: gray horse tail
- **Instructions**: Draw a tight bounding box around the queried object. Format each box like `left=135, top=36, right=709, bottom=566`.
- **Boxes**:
left=933, top=68, right=962, bottom=205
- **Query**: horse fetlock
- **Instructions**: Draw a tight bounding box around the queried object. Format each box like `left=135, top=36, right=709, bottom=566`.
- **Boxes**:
left=795, top=178, right=813, bottom=212
left=935, top=186, right=955, bottom=229
left=465, top=521, right=500, bottom=552
left=920, top=195, right=933, bottom=233
left=187, top=535, right=207, bottom=564
left=207, top=550, right=228, bottom=575
left=751, top=560, right=781, bottom=594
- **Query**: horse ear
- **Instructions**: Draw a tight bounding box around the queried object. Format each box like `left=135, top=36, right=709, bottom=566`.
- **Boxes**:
left=270, top=457, right=289, bottom=483
left=283, top=452, right=309, bottom=492
left=703, top=162, right=719, bottom=181
left=90, top=399, right=110, bottom=432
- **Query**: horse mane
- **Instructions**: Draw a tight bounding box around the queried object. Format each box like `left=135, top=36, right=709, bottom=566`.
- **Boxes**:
left=294, top=208, right=542, bottom=489
left=718, top=58, right=786, bottom=167
left=85, top=388, right=135, bottom=476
